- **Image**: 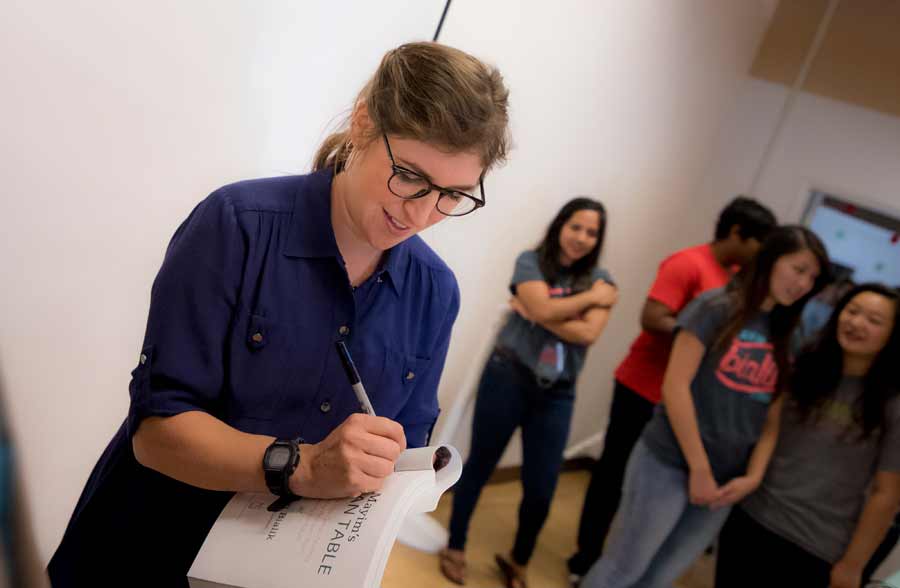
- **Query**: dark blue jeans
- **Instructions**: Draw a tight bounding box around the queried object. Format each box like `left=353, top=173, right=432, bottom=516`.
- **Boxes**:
left=448, top=350, right=575, bottom=565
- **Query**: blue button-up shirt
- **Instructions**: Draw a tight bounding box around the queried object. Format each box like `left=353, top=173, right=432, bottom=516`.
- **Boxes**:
left=127, top=169, right=459, bottom=446
left=48, top=170, right=460, bottom=586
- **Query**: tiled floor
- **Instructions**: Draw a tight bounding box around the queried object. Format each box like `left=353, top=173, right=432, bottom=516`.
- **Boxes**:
left=382, top=469, right=714, bottom=588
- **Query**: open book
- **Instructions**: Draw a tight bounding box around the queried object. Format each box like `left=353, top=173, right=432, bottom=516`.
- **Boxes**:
left=188, top=445, right=461, bottom=588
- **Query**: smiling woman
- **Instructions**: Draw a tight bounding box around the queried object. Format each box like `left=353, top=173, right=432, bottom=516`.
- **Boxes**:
left=439, top=198, right=618, bottom=588
left=329, top=129, right=485, bottom=269
left=579, top=226, right=831, bottom=588
left=313, top=43, right=508, bottom=284
left=716, top=284, right=900, bottom=588
left=48, top=42, right=510, bottom=587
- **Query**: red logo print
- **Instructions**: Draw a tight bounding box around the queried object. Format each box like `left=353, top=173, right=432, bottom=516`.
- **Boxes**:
left=548, top=286, right=572, bottom=298
left=539, top=346, right=559, bottom=365
left=715, top=340, right=777, bottom=395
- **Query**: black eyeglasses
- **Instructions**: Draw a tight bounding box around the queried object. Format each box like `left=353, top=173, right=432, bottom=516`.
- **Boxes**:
left=382, top=134, right=485, bottom=217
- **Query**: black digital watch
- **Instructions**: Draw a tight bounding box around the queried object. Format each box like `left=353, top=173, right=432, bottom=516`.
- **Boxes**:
left=262, top=438, right=301, bottom=510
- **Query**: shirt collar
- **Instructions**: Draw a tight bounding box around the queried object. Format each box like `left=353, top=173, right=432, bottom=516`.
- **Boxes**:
left=380, top=240, right=410, bottom=297
left=283, top=169, right=341, bottom=259
left=283, top=168, right=411, bottom=297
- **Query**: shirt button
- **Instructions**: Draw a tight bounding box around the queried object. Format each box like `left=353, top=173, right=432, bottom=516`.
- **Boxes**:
left=376, top=276, right=383, bottom=284
left=338, top=326, right=350, bottom=336
left=139, top=354, right=147, bottom=365
left=251, top=332, right=263, bottom=343
left=406, top=371, right=415, bottom=381
left=319, top=401, right=331, bottom=413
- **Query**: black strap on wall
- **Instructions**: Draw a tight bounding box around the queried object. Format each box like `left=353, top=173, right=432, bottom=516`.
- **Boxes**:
left=433, top=0, right=452, bottom=42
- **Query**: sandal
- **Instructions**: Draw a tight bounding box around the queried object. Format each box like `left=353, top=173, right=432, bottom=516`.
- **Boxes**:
left=495, top=553, right=528, bottom=588
left=439, top=548, right=467, bottom=585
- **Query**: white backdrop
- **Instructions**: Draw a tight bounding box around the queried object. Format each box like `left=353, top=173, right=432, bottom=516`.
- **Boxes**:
left=0, top=0, right=445, bottom=561
left=425, top=0, right=774, bottom=467
left=2, top=0, right=775, bottom=564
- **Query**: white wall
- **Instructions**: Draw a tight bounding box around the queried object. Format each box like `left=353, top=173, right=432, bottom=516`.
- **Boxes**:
left=699, top=77, right=900, bottom=230
left=695, top=76, right=900, bottom=577
left=0, top=0, right=444, bottom=563
left=425, top=0, right=774, bottom=465
left=1, top=0, right=776, bottom=567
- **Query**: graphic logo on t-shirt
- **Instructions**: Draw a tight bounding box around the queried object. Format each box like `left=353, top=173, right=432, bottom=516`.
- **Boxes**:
left=715, top=328, right=776, bottom=401
left=818, top=398, right=856, bottom=430
left=548, top=286, right=572, bottom=298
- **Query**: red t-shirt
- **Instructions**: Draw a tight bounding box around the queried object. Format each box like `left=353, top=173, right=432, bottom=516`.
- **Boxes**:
left=614, top=243, right=731, bottom=404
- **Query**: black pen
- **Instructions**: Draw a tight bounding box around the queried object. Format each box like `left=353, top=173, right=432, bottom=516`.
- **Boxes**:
left=335, top=340, right=377, bottom=416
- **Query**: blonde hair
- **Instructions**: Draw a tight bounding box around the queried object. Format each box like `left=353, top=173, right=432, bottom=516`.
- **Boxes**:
left=313, top=42, right=510, bottom=174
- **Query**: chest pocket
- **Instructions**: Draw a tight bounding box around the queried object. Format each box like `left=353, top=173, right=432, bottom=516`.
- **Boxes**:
left=227, top=312, right=294, bottom=421
left=371, top=348, right=432, bottom=420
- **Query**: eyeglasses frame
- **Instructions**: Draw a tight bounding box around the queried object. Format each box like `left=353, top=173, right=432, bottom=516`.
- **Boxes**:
left=381, top=133, right=486, bottom=217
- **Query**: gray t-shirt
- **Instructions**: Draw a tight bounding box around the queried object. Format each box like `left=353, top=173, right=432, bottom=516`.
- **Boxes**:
left=495, top=250, right=614, bottom=387
left=742, top=377, right=900, bottom=563
left=641, top=288, right=776, bottom=483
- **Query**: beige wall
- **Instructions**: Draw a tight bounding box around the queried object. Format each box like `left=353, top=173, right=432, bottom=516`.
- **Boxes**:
left=0, top=0, right=445, bottom=563
left=1, top=0, right=775, bottom=565
left=426, top=0, right=774, bottom=465
left=751, top=0, right=900, bottom=119
left=696, top=1, right=900, bottom=574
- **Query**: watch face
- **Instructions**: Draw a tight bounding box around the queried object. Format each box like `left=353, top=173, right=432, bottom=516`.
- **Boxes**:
left=268, top=446, right=291, bottom=469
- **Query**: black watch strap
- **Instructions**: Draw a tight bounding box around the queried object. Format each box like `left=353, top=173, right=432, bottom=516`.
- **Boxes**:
left=267, top=494, right=299, bottom=513
left=263, top=438, right=302, bottom=511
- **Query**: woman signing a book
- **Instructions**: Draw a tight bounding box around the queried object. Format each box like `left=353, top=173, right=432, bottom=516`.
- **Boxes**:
left=49, top=42, right=511, bottom=587
left=440, top=198, right=618, bottom=588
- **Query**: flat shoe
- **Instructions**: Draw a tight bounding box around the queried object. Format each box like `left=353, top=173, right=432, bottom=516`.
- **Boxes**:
left=495, top=553, right=528, bottom=588
left=439, top=548, right=466, bottom=585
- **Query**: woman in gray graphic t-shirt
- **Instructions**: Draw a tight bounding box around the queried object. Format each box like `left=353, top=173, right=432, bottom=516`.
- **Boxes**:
left=441, top=198, right=618, bottom=587
left=580, top=226, right=830, bottom=588
left=716, top=283, right=900, bottom=588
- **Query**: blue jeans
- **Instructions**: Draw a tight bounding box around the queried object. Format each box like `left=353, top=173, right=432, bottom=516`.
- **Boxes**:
left=448, top=350, right=574, bottom=564
left=581, top=440, right=732, bottom=588
left=569, top=381, right=656, bottom=576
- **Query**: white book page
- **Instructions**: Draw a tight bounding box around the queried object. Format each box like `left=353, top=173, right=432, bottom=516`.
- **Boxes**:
left=188, top=445, right=460, bottom=588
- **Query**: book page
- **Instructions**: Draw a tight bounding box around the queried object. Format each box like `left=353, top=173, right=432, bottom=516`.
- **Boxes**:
left=188, top=445, right=461, bottom=588
left=394, top=445, right=451, bottom=472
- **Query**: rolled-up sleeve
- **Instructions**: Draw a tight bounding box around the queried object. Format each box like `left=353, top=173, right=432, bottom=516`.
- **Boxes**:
left=126, top=189, right=245, bottom=438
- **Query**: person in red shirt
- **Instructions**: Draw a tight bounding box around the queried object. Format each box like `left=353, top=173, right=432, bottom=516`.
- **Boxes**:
left=567, top=196, right=776, bottom=585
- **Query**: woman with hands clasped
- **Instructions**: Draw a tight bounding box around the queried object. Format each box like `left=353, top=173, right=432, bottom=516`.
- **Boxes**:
left=716, top=283, right=900, bottom=588
left=440, top=198, right=617, bottom=588
left=580, top=226, right=830, bottom=588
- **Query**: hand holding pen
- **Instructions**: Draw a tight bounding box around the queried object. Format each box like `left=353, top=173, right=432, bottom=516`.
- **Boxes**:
left=335, top=340, right=377, bottom=416
left=284, top=341, right=407, bottom=499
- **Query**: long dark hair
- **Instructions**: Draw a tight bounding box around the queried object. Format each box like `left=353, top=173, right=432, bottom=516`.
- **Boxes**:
left=714, top=225, right=831, bottom=393
left=791, top=283, right=900, bottom=439
left=535, top=197, right=607, bottom=292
